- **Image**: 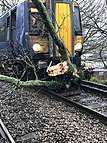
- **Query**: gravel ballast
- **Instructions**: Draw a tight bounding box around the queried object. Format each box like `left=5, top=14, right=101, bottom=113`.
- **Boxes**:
left=0, top=81, right=107, bottom=143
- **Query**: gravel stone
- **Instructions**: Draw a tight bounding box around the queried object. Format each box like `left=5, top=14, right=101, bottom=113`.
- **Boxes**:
left=0, top=81, right=107, bottom=143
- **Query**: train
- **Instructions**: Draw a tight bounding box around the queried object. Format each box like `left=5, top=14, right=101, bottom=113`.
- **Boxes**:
left=0, top=0, right=82, bottom=80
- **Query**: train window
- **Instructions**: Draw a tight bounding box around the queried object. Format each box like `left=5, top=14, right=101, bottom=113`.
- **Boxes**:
left=11, top=10, right=16, bottom=29
left=0, top=23, right=6, bottom=42
left=74, top=6, right=82, bottom=34
left=29, top=11, right=47, bottom=37
left=11, top=10, right=16, bottom=42
left=29, top=11, right=43, bottom=36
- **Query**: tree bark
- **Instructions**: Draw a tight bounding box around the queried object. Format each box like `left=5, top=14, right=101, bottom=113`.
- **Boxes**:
left=0, top=74, right=61, bottom=89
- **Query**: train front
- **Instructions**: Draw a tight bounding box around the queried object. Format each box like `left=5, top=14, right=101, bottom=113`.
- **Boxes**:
left=28, top=0, right=83, bottom=76
left=16, top=0, right=82, bottom=79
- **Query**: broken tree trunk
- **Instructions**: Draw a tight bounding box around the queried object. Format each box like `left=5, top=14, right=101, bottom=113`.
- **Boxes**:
left=32, top=0, right=78, bottom=77
left=0, top=74, right=61, bottom=89
left=47, top=61, right=79, bottom=77
left=47, top=61, right=69, bottom=76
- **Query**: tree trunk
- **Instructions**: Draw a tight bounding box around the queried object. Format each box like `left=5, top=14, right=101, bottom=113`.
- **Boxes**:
left=0, top=74, right=61, bottom=89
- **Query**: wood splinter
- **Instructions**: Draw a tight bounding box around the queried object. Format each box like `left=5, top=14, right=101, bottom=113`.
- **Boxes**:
left=47, top=61, right=69, bottom=76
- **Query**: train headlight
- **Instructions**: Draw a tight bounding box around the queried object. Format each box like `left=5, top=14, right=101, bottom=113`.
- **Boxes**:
left=32, top=43, right=43, bottom=52
left=74, top=42, right=82, bottom=52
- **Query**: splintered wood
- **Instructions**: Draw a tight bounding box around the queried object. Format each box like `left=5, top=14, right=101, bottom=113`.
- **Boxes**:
left=47, top=61, right=69, bottom=76
left=47, top=61, right=79, bottom=77
left=73, top=68, right=79, bottom=78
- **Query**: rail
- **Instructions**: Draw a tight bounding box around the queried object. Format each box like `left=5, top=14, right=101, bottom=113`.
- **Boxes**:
left=80, top=80, right=107, bottom=94
left=42, top=80, right=107, bottom=125
left=0, top=119, right=15, bottom=143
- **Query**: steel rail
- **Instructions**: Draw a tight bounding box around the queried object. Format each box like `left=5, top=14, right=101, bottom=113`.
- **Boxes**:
left=0, top=119, right=15, bottom=143
left=42, top=87, right=107, bottom=125
left=80, top=80, right=107, bottom=94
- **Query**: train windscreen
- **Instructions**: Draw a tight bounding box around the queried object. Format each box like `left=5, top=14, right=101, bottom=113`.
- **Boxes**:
left=29, top=7, right=49, bottom=53
left=29, top=9, right=43, bottom=35
left=74, top=6, right=82, bottom=35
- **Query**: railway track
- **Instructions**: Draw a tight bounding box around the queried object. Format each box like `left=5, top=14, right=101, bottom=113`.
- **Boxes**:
left=80, top=80, right=107, bottom=94
left=0, top=119, right=15, bottom=143
left=43, top=80, right=107, bottom=125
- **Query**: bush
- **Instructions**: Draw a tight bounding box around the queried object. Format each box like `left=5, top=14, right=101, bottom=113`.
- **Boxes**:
left=90, top=76, right=107, bottom=85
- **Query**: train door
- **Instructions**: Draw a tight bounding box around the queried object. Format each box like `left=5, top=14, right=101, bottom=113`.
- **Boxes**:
left=6, top=17, right=10, bottom=41
left=55, top=1, right=73, bottom=56
left=11, top=9, right=16, bottom=43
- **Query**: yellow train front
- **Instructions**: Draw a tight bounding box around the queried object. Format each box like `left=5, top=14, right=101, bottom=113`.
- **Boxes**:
left=0, top=0, right=82, bottom=79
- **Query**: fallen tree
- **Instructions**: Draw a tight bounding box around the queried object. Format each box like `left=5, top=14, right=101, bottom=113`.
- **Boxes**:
left=0, top=74, right=61, bottom=89
left=0, top=0, right=80, bottom=88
